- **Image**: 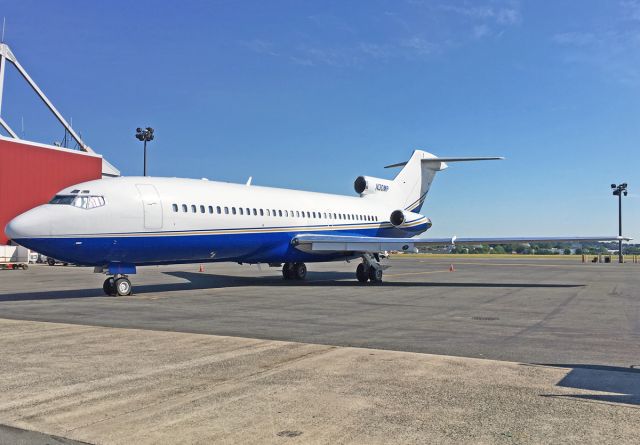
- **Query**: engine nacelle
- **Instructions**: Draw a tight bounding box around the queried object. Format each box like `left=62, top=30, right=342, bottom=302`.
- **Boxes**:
left=354, top=176, right=393, bottom=196
left=390, top=209, right=409, bottom=227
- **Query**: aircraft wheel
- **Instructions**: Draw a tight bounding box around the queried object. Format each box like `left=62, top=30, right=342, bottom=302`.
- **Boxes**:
left=115, top=277, right=132, bottom=296
left=369, top=267, right=383, bottom=283
left=293, top=262, right=307, bottom=280
left=282, top=263, right=294, bottom=280
left=356, top=263, right=369, bottom=283
left=47, top=258, right=55, bottom=266
left=103, top=277, right=116, bottom=296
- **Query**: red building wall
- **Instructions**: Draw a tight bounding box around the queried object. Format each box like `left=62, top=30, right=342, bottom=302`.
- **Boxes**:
left=0, top=138, right=103, bottom=244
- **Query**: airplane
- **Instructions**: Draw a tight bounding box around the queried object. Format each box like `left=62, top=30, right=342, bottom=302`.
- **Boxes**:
left=4, top=149, right=629, bottom=296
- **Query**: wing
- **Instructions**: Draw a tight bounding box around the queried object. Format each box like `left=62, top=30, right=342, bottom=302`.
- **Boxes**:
left=292, top=234, right=631, bottom=254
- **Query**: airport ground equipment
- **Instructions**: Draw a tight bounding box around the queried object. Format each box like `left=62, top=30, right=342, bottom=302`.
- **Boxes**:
left=0, top=245, right=29, bottom=269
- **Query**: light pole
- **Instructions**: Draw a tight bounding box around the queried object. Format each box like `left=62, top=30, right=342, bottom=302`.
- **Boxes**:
left=135, top=127, right=154, bottom=176
left=611, top=183, right=628, bottom=263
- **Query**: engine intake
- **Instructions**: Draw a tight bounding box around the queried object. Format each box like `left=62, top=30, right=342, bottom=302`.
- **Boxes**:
left=354, top=176, right=367, bottom=194
left=353, top=176, right=393, bottom=196
left=390, top=210, right=407, bottom=227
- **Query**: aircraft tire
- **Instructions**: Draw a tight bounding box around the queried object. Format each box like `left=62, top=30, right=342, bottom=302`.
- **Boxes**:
left=103, top=277, right=116, bottom=296
left=282, top=263, right=294, bottom=280
left=115, top=277, right=132, bottom=296
left=356, top=263, right=369, bottom=283
left=293, top=262, right=307, bottom=280
left=369, top=267, right=383, bottom=283
left=47, top=258, right=55, bottom=266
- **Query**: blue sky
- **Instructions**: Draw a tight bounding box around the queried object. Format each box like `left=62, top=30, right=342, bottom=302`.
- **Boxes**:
left=1, top=0, right=639, bottom=239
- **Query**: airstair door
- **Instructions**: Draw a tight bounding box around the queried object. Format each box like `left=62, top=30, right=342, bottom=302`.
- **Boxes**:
left=136, top=184, right=163, bottom=229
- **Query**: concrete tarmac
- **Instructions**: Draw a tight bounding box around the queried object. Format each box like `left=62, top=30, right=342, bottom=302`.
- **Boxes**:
left=0, top=318, right=639, bottom=444
left=0, top=257, right=639, bottom=444
left=0, top=257, right=638, bottom=366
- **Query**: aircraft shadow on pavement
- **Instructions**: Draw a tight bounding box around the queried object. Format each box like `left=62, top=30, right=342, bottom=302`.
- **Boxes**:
left=537, top=364, right=640, bottom=406
left=0, top=271, right=583, bottom=301
left=164, top=272, right=584, bottom=290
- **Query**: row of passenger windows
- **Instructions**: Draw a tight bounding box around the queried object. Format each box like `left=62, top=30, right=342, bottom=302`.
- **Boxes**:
left=171, top=203, right=379, bottom=222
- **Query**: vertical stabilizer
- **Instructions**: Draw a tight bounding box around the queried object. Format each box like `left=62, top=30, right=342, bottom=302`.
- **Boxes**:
left=384, top=150, right=446, bottom=212
left=381, top=150, right=503, bottom=212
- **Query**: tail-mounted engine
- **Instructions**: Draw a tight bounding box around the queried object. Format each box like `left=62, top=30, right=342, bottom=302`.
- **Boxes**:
left=354, top=176, right=393, bottom=196
left=390, top=210, right=409, bottom=227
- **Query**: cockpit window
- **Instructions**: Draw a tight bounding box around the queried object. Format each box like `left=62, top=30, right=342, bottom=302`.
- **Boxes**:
left=49, top=195, right=105, bottom=209
left=49, top=195, right=76, bottom=205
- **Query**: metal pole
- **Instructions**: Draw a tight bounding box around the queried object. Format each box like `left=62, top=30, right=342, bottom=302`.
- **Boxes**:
left=143, top=139, right=147, bottom=177
left=619, top=191, right=623, bottom=263
left=0, top=54, right=5, bottom=116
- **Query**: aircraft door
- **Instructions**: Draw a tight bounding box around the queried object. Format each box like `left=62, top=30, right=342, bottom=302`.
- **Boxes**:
left=136, top=184, right=163, bottom=229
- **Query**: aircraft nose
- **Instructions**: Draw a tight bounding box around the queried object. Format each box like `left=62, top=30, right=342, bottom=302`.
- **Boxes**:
left=4, top=209, right=50, bottom=240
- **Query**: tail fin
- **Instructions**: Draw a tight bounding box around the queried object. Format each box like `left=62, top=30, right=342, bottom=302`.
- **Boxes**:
left=383, top=150, right=503, bottom=212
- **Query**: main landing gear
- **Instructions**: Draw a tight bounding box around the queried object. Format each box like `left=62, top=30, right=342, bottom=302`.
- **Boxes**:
left=282, top=262, right=307, bottom=280
left=103, top=275, right=132, bottom=296
left=356, top=253, right=384, bottom=284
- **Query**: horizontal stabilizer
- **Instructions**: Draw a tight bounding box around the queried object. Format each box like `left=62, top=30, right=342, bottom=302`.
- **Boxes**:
left=385, top=156, right=504, bottom=169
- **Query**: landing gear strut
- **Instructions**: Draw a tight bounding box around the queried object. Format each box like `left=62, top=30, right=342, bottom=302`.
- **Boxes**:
left=282, top=262, right=307, bottom=280
left=103, top=275, right=132, bottom=296
left=356, top=253, right=385, bottom=284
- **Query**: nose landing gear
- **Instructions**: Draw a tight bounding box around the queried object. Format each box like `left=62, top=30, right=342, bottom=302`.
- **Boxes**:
left=103, top=275, right=132, bottom=296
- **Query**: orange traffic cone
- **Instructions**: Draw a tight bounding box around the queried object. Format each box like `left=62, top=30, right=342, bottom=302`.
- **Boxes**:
left=199, top=264, right=204, bottom=272
left=449, top=264, right=455, bottom=272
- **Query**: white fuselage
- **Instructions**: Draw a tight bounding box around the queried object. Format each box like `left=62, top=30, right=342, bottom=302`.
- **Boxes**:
left=5, top=176, right=431, bottom=267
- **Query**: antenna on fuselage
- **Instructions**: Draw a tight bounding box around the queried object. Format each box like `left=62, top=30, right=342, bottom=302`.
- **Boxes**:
left=246, top=176, right=252, bottom=186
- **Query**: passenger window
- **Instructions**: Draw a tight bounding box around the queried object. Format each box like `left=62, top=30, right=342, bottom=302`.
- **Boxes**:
left=224, top=207, right=229, bottom=214
left=246, top=208, right=250, bottom=215
left=232, top=207, right=237, bottom=215
left=200, top=205, right=205, bottom=213
left=191, top=205, right=196, bottom=213
left=217, top=206, right=222, bottom=214
left=260, top=209, right=264, bottom=216
left=182, top=204, right=188, bottom=212
left=208, top=206, right=214, bottom=214
left=253, top=208, right=257, bottom=215
left=277, top=210, right=282, bottom=217
left=172, top=204, right=178, bottom=212
left=239, top=208, right=244, bottom=215
left=284, top=210, right=288, bottom=217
